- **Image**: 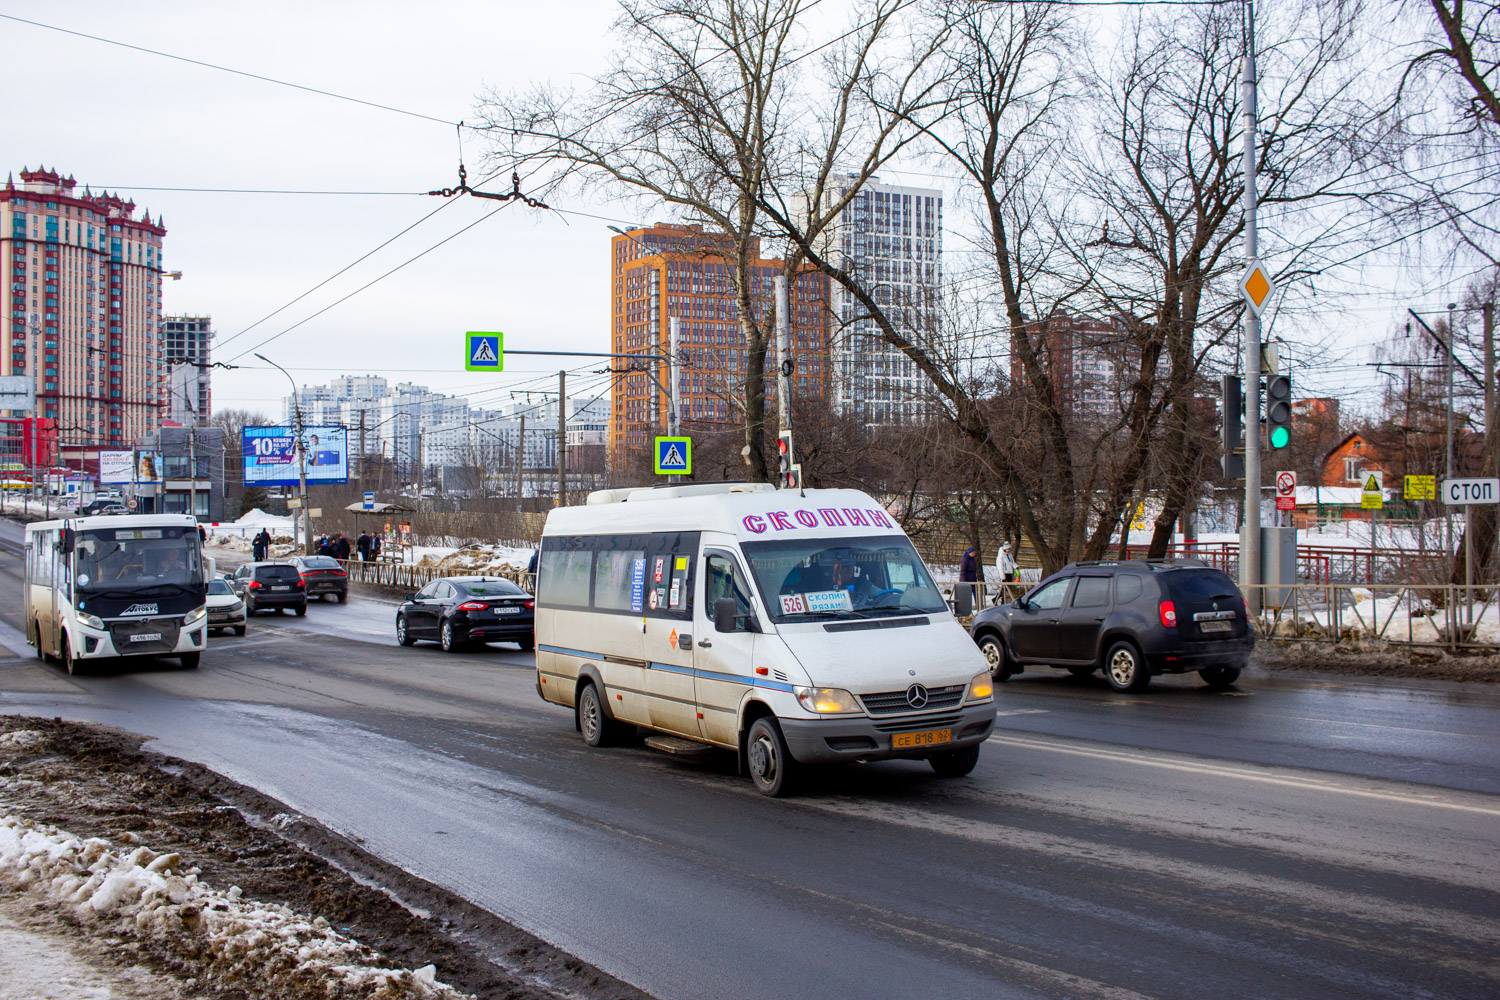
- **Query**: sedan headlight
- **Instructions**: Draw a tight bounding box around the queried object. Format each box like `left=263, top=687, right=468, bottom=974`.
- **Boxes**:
left=967, top=671, right=994, bottom=703
left=183, top=606, right=207, bottom=626
left=78, top=613, right=105, bottom=631
left=794, top=686, right=863, bottom=715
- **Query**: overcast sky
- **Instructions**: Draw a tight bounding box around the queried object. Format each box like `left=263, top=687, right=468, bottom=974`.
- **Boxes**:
left=2, top=1, right=1474, bottom=423
left=4, top=0, right=640, bottom=418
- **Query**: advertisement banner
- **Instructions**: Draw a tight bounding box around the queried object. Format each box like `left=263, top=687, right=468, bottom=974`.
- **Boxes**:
left=99, top=450, right=135, bottom=484
left=135, top=451, right=163, bottom=485
left=242, top=426, right=349, bottom=487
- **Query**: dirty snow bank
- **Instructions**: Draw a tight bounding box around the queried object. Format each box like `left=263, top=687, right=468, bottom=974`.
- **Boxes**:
left=0, top=807, right=472, bottom=1000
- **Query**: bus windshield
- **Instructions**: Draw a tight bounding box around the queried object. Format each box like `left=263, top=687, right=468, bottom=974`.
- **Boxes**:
left=74, top=526, right=204, bottom=593
left=740, top=535, right=946, bottom=622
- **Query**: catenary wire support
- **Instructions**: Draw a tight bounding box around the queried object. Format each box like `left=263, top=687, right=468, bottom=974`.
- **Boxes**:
left=427, top=164, right=549, bottom=209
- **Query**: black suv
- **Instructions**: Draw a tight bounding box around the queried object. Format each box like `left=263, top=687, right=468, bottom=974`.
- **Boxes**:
left=970, top=559, right=1252, bottom=691
left=229, top=561, right=308, bottom=616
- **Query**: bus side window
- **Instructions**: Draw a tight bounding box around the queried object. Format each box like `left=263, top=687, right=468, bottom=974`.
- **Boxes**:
left=645, top=532, right=699, bottom=620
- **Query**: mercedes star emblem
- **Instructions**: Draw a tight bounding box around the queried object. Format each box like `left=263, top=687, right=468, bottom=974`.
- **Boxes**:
left=905, top=684, right=929, bottom=709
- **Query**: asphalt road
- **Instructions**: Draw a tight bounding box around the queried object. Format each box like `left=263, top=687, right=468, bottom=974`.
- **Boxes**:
left=0, top=540, right=1496, bottom=999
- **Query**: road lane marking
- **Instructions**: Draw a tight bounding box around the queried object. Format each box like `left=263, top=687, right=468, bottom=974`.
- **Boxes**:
left=986, top=733, right=1500, bottom=817
left=994, top=709, right=1049, bottom=717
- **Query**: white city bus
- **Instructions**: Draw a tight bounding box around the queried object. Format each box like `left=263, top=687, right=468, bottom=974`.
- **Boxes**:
left=24, top=513, right=209, bottom=673
left=534, top=483, right=995, bottom=796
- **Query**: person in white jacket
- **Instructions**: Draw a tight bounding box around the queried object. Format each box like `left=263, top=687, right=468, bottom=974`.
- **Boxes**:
left=995, top=542, right=1017, bottom=602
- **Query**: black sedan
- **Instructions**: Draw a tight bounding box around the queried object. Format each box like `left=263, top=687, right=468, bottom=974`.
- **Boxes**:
left=396, top=576, right=534, bottom=652
left=289, top=555, right=348, bottom=602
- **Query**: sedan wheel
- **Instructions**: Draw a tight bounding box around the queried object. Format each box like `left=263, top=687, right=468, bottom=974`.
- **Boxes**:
left=1105, top=641, right=1150, bottom=692
left=396, top=615, right=415, bottom=646
left=440, top=619, right=461, bottom=653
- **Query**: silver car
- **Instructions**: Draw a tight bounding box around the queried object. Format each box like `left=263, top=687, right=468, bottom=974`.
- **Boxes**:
left=206, top=577, right=247, bottom=635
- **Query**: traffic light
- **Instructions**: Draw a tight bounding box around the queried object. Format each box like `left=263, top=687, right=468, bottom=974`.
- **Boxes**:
left=777, top=431, right=795, bottom=487
left=1266, top=374, right=1292, bottom=449
left=1220, top=374, right=1243, bottom=479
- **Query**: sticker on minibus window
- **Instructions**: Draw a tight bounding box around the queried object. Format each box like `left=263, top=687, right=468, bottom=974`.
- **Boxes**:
left=675, top=556, right=687, bottom=571
left=780, top=594, right=806, bottom=614
left=669, top=582, right=680, bottom=607
left=653, top=557, right=665, bottom=583
left=630, top=557, right=646, bottom=612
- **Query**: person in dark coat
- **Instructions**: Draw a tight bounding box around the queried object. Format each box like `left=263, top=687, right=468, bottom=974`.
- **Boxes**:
left=371, top=532, right=382, bottom=560
left=956, top=544, right=981, bottom=616
left=356, top=532, right=372, bottom=561
left=334, top=534, right=351, bottom=561
left=252, top=528, right=270, bottom=562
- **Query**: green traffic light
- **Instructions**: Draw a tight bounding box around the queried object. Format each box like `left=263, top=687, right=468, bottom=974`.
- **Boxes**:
left=1269, top=425, right=1290, bottom=449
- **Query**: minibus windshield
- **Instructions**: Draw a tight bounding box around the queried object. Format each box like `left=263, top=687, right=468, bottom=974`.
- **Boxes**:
left=74, top=526, right=204, bottom=595
left=741, top=535, right=946, bottom=622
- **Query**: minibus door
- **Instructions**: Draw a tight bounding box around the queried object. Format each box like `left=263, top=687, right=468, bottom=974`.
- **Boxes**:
left=693, top=550, right=759, bottom=746
left=643, top=541, right=701, bottom=738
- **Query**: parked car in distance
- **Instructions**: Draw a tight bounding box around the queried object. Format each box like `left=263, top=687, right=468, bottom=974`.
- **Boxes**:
left=77, top=497, right=122, bottom=516
left=289, top=555, right=348, bottom=602
left=97, top=504, right=129, bottom=516
left=228, top=561, right=307, bottom=616
left=969, top=559, right=1252, bottom=692
left=396, top=576, right=534, bottom=652
left=206, top=577, right=247, bottom=635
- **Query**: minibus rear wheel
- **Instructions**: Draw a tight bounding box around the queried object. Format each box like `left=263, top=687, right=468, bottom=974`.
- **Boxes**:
left=578, top=682, right=632, bottom=747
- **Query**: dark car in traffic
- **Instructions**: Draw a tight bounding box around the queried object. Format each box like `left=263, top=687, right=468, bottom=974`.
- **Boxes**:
left=396, top=576, right=534, bottom=652
left=969, top=559, right=1252, bottom=691
left=228, top=561, right=308, bottom=616
left=289, top=555, right=348, bottom=602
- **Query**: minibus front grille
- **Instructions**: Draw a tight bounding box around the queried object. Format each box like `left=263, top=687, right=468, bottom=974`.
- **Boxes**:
left=109, top=618, right=180, bottom=655
left=859, top=684, right=966, bottom=716
left=870, top=713, right=964, bottom=733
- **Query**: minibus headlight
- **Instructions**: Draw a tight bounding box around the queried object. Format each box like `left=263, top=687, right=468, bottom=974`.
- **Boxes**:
left=78, top=613, right=105, bottom=631
left=183, top=606, right=207, bottom=626
left=794, top=686, right=862, bottom=715
left=967, top=671, right=994, bottom=702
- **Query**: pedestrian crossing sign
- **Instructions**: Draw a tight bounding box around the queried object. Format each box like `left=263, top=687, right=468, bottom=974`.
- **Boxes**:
left=465, top=331, right=504, bottom=371
left=654, top=436, right=692, bottom=475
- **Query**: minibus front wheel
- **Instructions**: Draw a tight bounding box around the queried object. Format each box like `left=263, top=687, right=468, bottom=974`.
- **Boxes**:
left=746, top=717, right=797, bottom=797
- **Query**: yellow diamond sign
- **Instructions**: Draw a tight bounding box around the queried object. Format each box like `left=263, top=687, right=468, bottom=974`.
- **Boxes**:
left=1240, top=260, right=1275, bottom=316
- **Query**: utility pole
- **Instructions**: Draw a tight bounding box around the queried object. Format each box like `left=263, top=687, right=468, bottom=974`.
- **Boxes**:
left=668, top=316, right=682, bottom=483
left=417, top=428, right=425, bottom=497
left=1240, top=4, right=1262, bottom=613
left=516, top=414, right=526, bottom=506
left=1485, top=301, right=1497, bottom=583
left=556, top=371, right=567, bottom=507
left=1447, top=300, right=1457, bottom=568
left=358, top=408, right=366, bottom=483
left=774, top=274, right=794, bottom=439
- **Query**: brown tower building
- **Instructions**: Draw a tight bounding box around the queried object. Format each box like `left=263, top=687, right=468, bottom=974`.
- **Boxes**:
left=609, top=223, right=829, bottom=468
left=1, top=167, right=166, bottom=446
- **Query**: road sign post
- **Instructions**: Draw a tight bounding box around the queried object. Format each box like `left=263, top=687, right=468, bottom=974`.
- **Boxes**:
left=465, top=332, right=504, bottom=372
left=363, top=491, right=375, bottom=511
left=654, top=437, right=692, bottom=476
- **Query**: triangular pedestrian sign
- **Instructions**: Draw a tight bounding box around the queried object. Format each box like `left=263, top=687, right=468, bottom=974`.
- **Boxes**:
left=471, top=338, right=497, bottom=364
left=662, top=444, right=684, bottom=467
left=464, top=331, right=504, bottom=371
left=653, top=435, right=693, bottom=474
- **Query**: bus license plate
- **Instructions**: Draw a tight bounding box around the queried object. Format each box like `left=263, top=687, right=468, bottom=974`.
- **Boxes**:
left=893, top=728, right=952, bottom=749
left=1200, top=621, right=1231, bottom=633
left=130, top=633, right=162, bottom=643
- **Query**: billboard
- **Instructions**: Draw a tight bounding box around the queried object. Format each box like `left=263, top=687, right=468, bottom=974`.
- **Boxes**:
left=135, top=451, right=163, bottom=484
left=99, top=450, right=136, bottom=484
left=242, top=426, right=349, bottom=487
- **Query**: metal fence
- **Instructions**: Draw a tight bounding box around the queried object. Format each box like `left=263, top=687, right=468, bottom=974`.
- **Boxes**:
left=1244, top=582, right=1500, bottom=652
left=341, top=558, right=535, bottom=595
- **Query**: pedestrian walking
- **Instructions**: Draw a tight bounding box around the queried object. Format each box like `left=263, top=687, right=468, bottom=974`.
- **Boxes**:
left=197, top=524, right=207, bottom=545
left=252, top=528, right=270, bottom=562
left=957, top=544, right=981, bottom=617
left=526, top=549, right=539, bottom=593
left=356, top=531, right=371, bottom=561
left=995, top=541, right=1017, bottom=603
left=371, top=532, right=382, bottom=561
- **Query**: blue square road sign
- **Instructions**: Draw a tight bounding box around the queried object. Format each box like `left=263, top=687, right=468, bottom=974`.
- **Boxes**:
left=654, top=436, right=692, bottom=475
left=465, top=332, right=504, bottom=371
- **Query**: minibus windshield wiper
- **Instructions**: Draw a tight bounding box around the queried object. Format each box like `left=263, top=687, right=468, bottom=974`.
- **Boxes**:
left=779, top=609, right=861, bottom=621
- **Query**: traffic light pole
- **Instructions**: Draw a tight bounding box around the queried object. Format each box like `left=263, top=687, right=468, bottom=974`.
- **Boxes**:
left=1240, top=7, right=1262, bottom=615
left=774, top=275, right=798, bottom=488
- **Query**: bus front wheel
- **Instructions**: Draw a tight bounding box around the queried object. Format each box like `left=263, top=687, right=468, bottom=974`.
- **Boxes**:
left=178, top=652, right=200, bottom=670
left=60, top=634, right=78, bottom=675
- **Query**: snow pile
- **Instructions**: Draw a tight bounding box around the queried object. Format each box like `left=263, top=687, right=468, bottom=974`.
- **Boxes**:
left=0, top=730, right=43, bottom=748
left=0, top=813, right=473, bottom=1000
left=412, top=543, right=533, bottom=576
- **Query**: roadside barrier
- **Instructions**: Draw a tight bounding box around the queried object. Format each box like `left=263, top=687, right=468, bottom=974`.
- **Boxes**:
left=339, top=558, right=534, bottom=595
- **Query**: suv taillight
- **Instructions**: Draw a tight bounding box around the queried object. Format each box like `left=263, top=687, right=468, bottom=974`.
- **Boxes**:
left=1159, top=600, right=1177, bottom=628
left=247, top=580, right=262, bottom=590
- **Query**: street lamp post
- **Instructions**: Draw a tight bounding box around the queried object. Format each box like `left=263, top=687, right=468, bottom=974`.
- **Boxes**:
left=254, top=353, right=312, bottom=555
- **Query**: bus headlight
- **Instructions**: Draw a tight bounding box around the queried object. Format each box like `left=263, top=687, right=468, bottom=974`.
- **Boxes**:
left=967, top=671, right=994, bottom=702
left=794, top=686, right=862, bottom=715
left=183, top=606, right=207, bottom=626
left=78, top=613, right=105, bottom=631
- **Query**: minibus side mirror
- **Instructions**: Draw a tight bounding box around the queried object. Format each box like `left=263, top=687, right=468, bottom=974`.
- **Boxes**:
left=713, top=598, right=738, bottom=633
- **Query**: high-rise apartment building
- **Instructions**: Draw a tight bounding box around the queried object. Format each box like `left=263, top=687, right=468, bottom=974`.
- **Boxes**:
left=163, top=315, right=212, bottom=425
left=608, top=223, right=829, bottom=468
left=809, top=177, right=942, bottom=424
left=0, top=167, right=167, bottom=445
left=1011, top=314, right=1133, bottom=422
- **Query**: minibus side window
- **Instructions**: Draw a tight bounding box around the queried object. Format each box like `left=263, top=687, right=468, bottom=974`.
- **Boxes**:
left=645, top=532, right=699, bottom=621
left=705, top=553, right=753, bottom=628
left=538, top=536, right=592, bottom=609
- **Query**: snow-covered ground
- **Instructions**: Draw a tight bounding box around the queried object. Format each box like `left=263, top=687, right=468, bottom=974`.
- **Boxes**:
left=0, top=728, right=472, bottom=999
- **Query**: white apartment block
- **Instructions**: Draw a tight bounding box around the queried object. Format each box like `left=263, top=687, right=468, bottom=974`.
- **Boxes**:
left=810, top=176, right=942, bottom=424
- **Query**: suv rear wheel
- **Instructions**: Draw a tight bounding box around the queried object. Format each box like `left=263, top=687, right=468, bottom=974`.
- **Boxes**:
left=977, top=633, right=1013, bottom=681
left=1104, top=640, right=1150, bottom=692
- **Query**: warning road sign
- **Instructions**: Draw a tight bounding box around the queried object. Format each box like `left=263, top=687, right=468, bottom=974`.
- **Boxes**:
left=654, top=436, right=692, bottom=475
left=1361, top=470, right=1384, bottom=510
left=1404, top=475, right=1436, bottom=500
left=1275, top=470, right=1297, bottom=511
left=464, top=331, right=504, bottom=371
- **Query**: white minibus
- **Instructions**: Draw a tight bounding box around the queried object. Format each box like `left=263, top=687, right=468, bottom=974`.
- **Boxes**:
left=534, top=483, right=995, bottom=796
left=24, top=513, right=209, bottom=673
